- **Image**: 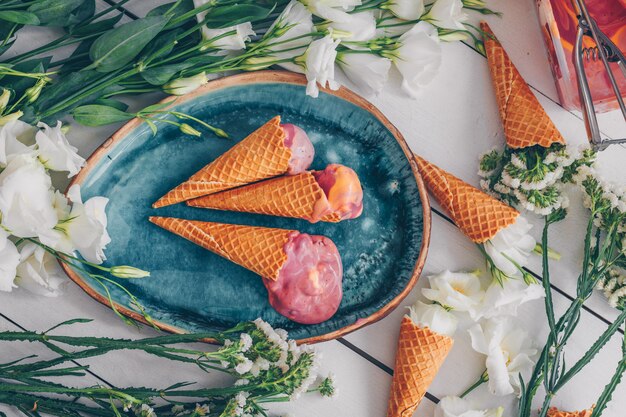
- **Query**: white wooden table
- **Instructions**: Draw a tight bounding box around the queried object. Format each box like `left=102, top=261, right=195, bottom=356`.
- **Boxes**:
left=2, top=1, right=625, bottom=416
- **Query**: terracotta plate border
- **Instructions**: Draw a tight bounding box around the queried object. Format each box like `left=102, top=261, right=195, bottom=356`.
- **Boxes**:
left=62, top=70, right=432, bottom=344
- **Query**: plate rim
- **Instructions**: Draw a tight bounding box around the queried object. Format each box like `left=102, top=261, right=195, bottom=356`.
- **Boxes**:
left=61, top=70, right=432, bottom=344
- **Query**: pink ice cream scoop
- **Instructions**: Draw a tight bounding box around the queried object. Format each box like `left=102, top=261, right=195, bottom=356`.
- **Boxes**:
left=282, top=123, right=314, bottom=175
left=264, top=232, right=343, bottom=324
left=312, top=164, right=364, bottom=221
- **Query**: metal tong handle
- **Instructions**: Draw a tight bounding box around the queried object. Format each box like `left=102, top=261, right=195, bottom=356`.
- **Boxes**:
left=571, top=0, right=626, bottom=150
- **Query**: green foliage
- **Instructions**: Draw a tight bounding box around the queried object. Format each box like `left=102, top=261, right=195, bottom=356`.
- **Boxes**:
left=0, top=11, right=40, bottom=25
left=27, top=0, right=86, bottom=27
left=72, top=104, right=133, bottom=126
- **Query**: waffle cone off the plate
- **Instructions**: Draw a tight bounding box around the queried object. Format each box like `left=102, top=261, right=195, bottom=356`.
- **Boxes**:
left=153, top=116, right=291, bottom=208
left=481, top=22, right=565, bottom=149
left=547, top=408, right=594, bottom=417
left=188, top=172, right=341, bottom=223
left=414, top=155, right=519, bottom=243
left=149, top=216, right=292, bottom=281
left=387, top=316, right=453, bottom=417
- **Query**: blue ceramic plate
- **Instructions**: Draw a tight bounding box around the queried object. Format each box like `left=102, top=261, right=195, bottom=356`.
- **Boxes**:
left=64, top=71, right=430, bottom=343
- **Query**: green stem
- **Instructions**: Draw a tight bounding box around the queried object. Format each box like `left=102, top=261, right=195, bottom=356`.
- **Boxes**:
left=591, top=329, right=626, bottom=417
left=541, top=219, right=557, bottom=336
left=460, top=369, right=488, bottom=398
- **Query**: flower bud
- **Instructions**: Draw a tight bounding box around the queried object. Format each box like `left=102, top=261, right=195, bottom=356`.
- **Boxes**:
left=241, top=56, right=275, bottom=71
left=163, top=72, right=208, bottom=96
left=25, top=78, right=47, bottom=103
left=0, top=111, right=23, bottom=126
left=463, top=0, right=487, bottom=7
left=438, top=29, right=469, bottom=42
left=110, top=266, right=150, bottom=279
left=0, top=88, right=10, bottom=113
left=179, top=123, right=201, bottom=137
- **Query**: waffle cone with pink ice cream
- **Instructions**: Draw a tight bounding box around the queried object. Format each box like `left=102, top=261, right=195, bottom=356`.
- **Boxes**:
left=149, top=217, right=343, bottom=324
left=546, top=408, right=594, bottom=417
left=188, top=164, right=364, bottom=223
left=153, top=117, right=315, bottom=208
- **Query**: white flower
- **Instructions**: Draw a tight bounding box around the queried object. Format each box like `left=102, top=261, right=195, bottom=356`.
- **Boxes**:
left=0, top=154, right=56, bottom=238
left=267, top=1, right=315, bottom=62
left=408, top=301, right=458, bottom=337
left=424, top=0, right=468, bottom=30
left=386, top=22, right=442, bottom=98
left=327, top=11, right=376, bottom=43
left=435, top=396, right=504, bottom=417
left=0, top=229, right=20, bottom=292
left=422, top=270, right=484, bottom=313
left=337, top=52, right=391, bottom=96
left=200, top=23, right=255, bottom=52
left=134, top=404, right=156, bottom=417
left=15, top=243, right=66, bottom=297
left=301, top=0, right=361, bottom=22
left=297, top=35, right=341, bottom=98
left=469, top=318, right=537, bottom=396
left=484, top=216, right=536, bottom=278
left=164, top=72, right=209, bottom=95
left=35, top=122, right=85, bottom=177
left=475, top=278, right=544, bottom=320
left=384, top=0, right=425, bottom=20
left=39, top=185, right=111, bottom=264
left=0, top=119, right=36, bottom=166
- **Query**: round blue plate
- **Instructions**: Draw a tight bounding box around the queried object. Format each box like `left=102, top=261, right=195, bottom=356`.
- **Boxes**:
left=64, top=71, right=430, bottom=343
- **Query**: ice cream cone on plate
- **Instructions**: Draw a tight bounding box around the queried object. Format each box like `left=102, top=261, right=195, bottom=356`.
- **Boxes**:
left=547, top=407, right=594, bottom=417
left=149, top=216, right=290, bottom=280
left=414, top=154, right=519, bottom=243
left=481, top=22, right=565, bottom=149
left=153, top=116, right=315, bottom=208
left=188, top=164, right=364, bottom=223
left=387, top=302, right=456, bottom=417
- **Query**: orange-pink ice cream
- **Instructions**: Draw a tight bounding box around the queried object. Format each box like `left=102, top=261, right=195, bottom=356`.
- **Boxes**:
left=282, top=123, right=314, bottom=175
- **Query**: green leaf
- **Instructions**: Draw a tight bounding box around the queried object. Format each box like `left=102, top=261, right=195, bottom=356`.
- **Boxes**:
left=204, top=4, right=273, bottom=29
left=141, top=62, right=194, bottom=85
left=69, top=13, right=122, bottom=37
left=28, top=0, right=85, bottom=27
left=93, top=98, right=129, bottom=112
left=88, top=16, right=170, bottom=73
left=0, top=11, right=40, bottom=25
left=147, top=0, right=194, bottom=29
left=65, top=0, right=95, bottom=27
left=139, top=28, right=184, bottom=62
left=140, top=100, right=174, bottom=114
left=145, top=119, right=158, bottom=136
left=45, top=318, right=94, bottom=334
left=72, top=104, right=134, bottom=126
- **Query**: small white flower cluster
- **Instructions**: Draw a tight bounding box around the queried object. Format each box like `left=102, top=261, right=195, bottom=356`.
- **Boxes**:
left=191, top=0, right=493, bottom=98
left=134, top=404, right=156, bottom=417
left=0, top=119, right=112, bottom=296
left=596, top=268, right=626, bottom=310
left=478, top=144, right=594, bottom=216
left=419, top=269, right=540, bottom=397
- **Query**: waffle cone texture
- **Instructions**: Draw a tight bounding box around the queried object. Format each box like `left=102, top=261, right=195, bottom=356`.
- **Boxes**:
left=149, top=216, right=292, bottom=281
left=153, top=116, right=291, bottom=208
left=188, top=172, right=340, bottom=223
left=414, top=154, right=519, bottom=243
left=547, top=408, right=594, bottom=417
left=481, top=22, right=565, bottom=149
left=387, top=316, right=453, bottom=417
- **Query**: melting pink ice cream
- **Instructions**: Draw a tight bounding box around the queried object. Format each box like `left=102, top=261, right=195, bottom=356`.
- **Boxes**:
left=311, top=164, right=364, bottom=222
left=264, top=232, right=343, bottom=324
left=282, top=123, right=314, bottom=175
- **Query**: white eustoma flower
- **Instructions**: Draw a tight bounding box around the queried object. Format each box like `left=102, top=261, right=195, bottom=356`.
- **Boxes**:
left=384, top=0, right=425, bottom=20
left=0, top=229, right=20, bottom=292
left=193, top=0, right=255, bottom=52
left=16, top=243, right=66, bottom=297
left=385, top=22, right=442, bottom=98
left=39, top=186, right=111, bottom=264
left=484, top=216, right=536, bottom=278
left=0, top=154, right=56, bottom=238
left=294, top=35, right=341, bottom=98
left=435, top=396, right=504, bottom=417
left=408, top=301, right=458, bottom=337
left=422, top=270, right=484, bottom=314
left=469, top=318, right=537, bottom=397
left=35, top=122, right=85, bottom=177
left=301, top=0, right=361, bottom=22
left=337, top=52, right=391, bottom=96
left=163, top=72, right=209, bottom=95
left=475, top=278, right=544, bottom=320
left=423, top=0, right=468, bottom=30
left=0, top=119, right=36, bottom=166
left=327, top=11, right=377, bottom=42
left=267, top=1, right=315, bottom=62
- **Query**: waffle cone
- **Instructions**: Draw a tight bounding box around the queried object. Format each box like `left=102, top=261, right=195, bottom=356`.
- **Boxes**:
left=188, top=172, right=340, bottom=223
left=547, top=408, right=593, bottom=417
left=387, top=316, right=453, bottom=417
left=153, top=116, right=291, bottom=208
left=481, top=22, right=565, bottom=149
left=149, top=216, right=292, bottom=281
left=414, top=154, right=519, bottom=243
